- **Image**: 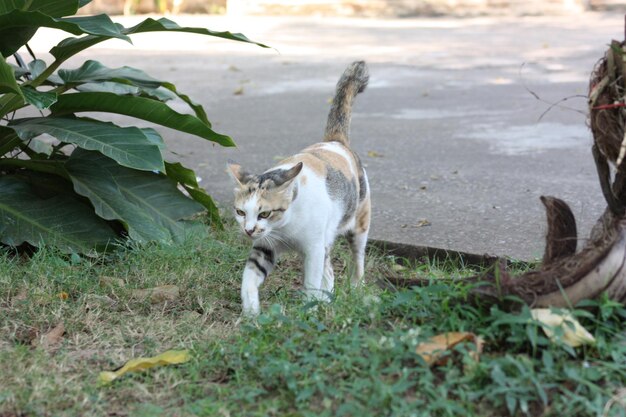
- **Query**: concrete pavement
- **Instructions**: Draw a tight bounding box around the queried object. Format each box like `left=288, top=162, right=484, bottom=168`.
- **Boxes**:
left=30, top=12, right=626, bottom=259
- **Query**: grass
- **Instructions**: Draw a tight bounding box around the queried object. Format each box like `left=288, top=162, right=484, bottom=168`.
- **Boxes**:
left=1, top=219, right=626, bottom=417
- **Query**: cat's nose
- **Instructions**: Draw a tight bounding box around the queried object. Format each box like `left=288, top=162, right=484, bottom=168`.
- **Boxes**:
left=245, top=228, right=255, bottom=236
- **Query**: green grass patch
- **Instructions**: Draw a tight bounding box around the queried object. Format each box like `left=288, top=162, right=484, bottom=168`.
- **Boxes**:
left=1, top=220, right=626, bottom=417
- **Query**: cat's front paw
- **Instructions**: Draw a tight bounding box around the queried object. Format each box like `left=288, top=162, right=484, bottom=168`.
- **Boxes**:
left=242, top=306, right=260, bottom=317
left=241, top=288, right=261, bottom=317
left=303, top=288, right=333, bottom=303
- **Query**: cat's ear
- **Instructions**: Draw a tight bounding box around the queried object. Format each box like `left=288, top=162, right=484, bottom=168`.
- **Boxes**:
left=226, top=161, right=250, bottom=187
left=274, top=162, right=303, bottom=190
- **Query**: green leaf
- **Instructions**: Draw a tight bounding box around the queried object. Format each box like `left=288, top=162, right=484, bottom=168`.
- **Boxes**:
left=51, top=92, right=235, bottom=147
left=75, top=81, right=140, bottom=95
left=59, top=59, right=161, bottom=88
left=20, top=86, right=58, bottom=109
left=0, top=27, right=37, bottom=57
left=0, top=158, right=70, bottom=179
left=9, top=117, right=165, bottom=172
left=141, top=128, right=166, bottom=151
left=164, top=161, right=223, bottom=229
left=0, top=55, right=24, bottom=96
left=60, top=60, right=206, bottom=121
left=75, top=80, right=175, bottom=102
left=122, top=17, right=269, bottom=49
left=0, top=126, right=22, bottom=155
left=0, top=10, right=130, bottom=57
left=27, top=59, right=47, bottom=79
left=66, top=149, right=204, bottom=243
left=49, top=17, right=268, bottom=73
left=0, top=0, right=80, bottom=17
left=0, top=175, right=117, bottom=253
left=164, top=161, right=200, bottom=187
left=59, top=15, right=131, bottom=42
left=161, top=83, right=210, bottom=126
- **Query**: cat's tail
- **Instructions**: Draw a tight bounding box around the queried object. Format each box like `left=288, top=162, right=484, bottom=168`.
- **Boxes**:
left=324, top=61, right=369, bottom=147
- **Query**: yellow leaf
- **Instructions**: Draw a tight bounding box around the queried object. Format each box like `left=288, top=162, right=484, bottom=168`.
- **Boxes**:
left=58, top=291, right=69, bottom=300
left=414, top=219, right=431, bottom=228
left=367, top=150, right=383, bottom=158
left=530, top=309, right=595, bottom=347
left=415, top=332, right=482, bottom=366
left=98, top=349, right=191, bottom=384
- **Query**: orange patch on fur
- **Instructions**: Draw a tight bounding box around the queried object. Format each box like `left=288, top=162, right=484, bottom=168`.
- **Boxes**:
left=304, top=147, right=356, bottom=180
left=356, top=200, right=371, bottom=234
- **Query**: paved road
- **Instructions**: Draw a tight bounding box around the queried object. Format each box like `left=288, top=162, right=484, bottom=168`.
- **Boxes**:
left=31, top=12, right=625, bottom=259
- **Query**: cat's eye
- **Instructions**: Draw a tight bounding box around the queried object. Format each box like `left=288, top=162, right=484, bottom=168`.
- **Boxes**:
left=258, top=211, right=271, bottom=219
left=235, top=209, right=245, bottom=217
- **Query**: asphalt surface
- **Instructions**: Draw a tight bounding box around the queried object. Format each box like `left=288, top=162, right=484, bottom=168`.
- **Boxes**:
left=30, top=12, right=626, bottom=260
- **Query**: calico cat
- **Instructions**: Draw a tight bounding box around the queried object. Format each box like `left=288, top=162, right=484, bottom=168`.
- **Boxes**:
left=227, top=61, right=371, bottom=316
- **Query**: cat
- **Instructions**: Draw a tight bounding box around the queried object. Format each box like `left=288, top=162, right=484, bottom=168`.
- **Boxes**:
left=227, top=61, right=371, bottom=316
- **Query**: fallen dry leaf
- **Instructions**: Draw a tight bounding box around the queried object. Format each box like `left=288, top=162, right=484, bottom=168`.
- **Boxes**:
left=12, top=288, right=28, bottom=305
left=367, top=150, right=384, bottom=158
left=131, top=285, right=179, bottom=304
left=58, top=291, right=69, bottom=300
left=99, top=349, right=191, bottom=384
left=233, top=86, right=244, bottom=95
left=416, top=332, right=483, bottom=366
left=414, top=219, right=431, bottom=228
left=33, top=322, right=65, bottom=351
left=531, top=309, right=595, bottom=347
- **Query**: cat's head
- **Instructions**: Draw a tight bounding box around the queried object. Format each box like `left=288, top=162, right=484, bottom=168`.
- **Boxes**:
left=227, top=161, right=303, bottom=240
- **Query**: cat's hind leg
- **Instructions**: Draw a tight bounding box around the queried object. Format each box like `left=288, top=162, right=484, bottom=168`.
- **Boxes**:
left=321, top=245, right=335, bottom=295
left=348, top=199, right=371, bottom=287
left=241, top=246, right=276, bottom=316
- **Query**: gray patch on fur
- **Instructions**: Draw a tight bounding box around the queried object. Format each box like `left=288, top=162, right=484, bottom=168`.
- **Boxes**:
left=326, top=166, right=357, bottom=227
left=353, top=153, right=367, bottom=202
left=257, top=169, right=288, bottom=187
left=291, top=183, right=298, bottom=202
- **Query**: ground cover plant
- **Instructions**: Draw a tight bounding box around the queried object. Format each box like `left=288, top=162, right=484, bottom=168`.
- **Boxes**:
left=1, top=220, right=625, bottom=417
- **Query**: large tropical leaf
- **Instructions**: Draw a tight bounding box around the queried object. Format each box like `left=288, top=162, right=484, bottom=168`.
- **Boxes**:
left=0, top=175, right=117, bottom=253
left=66, top=149, right=204, bottom=243
left=122, top=17, right=269, bottom=48
left=20, top=86, right=57, bottom=109
left=51, top=92, right=235, bottom=146
left=49, top=17, right=268, bottom=69
left=59, top=59, right=161, bottom=87
left=165, top=161, right=222, bottom=229
left=0, top=11, right=130, bottom=57
left=9, top=117, right=165, bottom=172
left=0, top=126, right=23, bottom=156
left=0, top=0, right=80, bottom=17
left=59, top=60, right=208, bottom=124
left=0, top=55, right=23, bottom=96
